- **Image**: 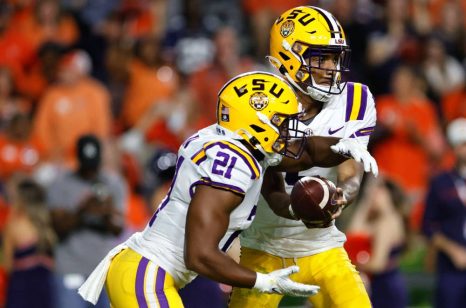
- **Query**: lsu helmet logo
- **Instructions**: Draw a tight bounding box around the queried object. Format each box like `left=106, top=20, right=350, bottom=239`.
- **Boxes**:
left=249, top=92, right=269, bottom=111
left=280, top=20, right=295, bottom=38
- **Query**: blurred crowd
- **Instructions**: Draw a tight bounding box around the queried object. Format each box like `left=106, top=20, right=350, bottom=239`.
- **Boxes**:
left=0, top=0, right=464, bottom=307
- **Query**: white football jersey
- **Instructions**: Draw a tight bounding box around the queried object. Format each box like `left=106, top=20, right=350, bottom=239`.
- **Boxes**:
left=240, top=82, right=377, bottom=257
left=127, top=125, right=264, bottom=287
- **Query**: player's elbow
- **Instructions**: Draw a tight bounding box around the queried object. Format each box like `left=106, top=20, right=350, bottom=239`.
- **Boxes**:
left=184, top=249, right=211, bottom=273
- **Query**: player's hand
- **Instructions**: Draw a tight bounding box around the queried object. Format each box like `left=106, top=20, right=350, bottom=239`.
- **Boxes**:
left=330, top=187, right=346, bottom=220
left=330, top=138, right=378, bottom=177
left=253, top=266, right=320, bottom=297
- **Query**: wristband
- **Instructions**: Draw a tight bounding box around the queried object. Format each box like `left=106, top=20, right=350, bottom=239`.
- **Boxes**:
left=253, top=272, right=270, bottom=291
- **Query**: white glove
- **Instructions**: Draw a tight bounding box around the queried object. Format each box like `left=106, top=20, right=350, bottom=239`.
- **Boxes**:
left=253, top=266, right=320, bottom=297
left=330, top=138, right=379, bottom=177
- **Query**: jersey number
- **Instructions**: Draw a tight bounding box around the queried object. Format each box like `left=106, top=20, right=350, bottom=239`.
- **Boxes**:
left=212, top=152, right=237, bottom=179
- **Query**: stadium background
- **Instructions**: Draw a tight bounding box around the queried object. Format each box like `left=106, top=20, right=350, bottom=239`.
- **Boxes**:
left=0, top=0, right=465, bottom=307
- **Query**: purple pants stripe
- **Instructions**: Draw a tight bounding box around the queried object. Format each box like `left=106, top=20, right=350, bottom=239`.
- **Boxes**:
left=156, top=267, right=169, bottom=308
left=135, top=257, right=149, bottom=308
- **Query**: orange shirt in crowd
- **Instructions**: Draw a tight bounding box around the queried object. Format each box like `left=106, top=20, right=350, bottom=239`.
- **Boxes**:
left=442, top=88, right=466, bottom=122
left=34, top=78, right=111, bottom=167
left=373, top=96, right=443, bottom=194
left=9, top=8, right=79, bottom=51
left=189, top=60, right=256, bottom=128
left=122, top=60, right=178, bottom=128
left=0, top=29, right=35, bottom=89
left=0, top=133, right=44, bottom=181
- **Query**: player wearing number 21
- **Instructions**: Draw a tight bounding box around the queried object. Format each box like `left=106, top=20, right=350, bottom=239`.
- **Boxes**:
left=231, top=6, right=376, bottom=308
left=78, top=71, right=377, bottom=307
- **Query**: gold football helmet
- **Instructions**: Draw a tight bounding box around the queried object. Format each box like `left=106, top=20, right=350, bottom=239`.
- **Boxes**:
left=217, top=71, right=306, bottom=159
left=269, top=6, right=351, bottom=102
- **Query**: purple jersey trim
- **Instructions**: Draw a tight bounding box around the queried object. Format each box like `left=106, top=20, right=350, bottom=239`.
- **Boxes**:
left=221, top=230, right=242, bottom=252
left=183, top=134, right=199, bottom=148
left=191, top=141, right=260, bottom=179
left=345, top=82, right=354, bottom=122
left=352, top=126, right=375, bottom=137
left=189, top=177, right=246, bottom=197
left=357, top=85, right=368, bottom=120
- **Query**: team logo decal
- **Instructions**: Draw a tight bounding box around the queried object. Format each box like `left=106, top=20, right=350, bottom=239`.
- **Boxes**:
left=249, top=92, right=269, bottom=111
left=304, top=128, right=313, bottom=136
left=280, top=20, right=295, bottom=37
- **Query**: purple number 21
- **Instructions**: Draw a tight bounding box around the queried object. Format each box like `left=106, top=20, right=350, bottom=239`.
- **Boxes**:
left=212, top=151, right=237, bottom=179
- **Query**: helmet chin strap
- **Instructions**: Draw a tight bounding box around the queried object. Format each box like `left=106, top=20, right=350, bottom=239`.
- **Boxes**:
left=307, top=75, right=333, bottom=103
left=236, top=128, right=281, bottom=165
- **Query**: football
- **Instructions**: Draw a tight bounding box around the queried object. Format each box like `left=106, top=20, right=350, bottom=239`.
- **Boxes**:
left=290, top=176, right=338, bottom=227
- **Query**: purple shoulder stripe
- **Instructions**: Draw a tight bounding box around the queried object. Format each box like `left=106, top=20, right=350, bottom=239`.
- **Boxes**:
left=357, top=85, right=368, bottom=120
left=345, top=82, right=354, bottom=122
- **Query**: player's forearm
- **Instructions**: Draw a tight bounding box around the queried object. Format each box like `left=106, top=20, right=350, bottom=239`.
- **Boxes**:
left=185, top=249, right=257, bottom=288
left=261, top=170, right=297, bottom=220
left=337, top=161, right=363, bottom=205
left=305, top=136, right=347, bottom=168
left=265, top=191, right=296, bottom=220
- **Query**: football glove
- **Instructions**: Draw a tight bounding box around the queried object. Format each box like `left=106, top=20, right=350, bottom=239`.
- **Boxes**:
left=330, top=138, right=378, bottom=177
left=253, top=265, right=320, bottom=297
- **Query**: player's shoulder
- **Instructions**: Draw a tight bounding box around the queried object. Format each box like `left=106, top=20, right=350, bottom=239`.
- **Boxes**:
left=330, top=82, right=375, bottom=122
left=189, top=136, right=262, bottom=180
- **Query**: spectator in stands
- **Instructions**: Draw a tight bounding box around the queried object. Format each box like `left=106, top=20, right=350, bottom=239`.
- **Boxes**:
left=0, top=112, right=44, bottom=182
left=422, top=118, right=466, bottom=308
left=34, top=49, right=112, bottom=168
left=17, top=42, right=64, bottom=102
left=241, top=0, right=309, bottom=61
left=188, top=26, right=258, bottom=128
left=422, top=35, right=465, bottom=103
left=121, top=36, right=178, bottom=130
left=347, top=177, right=409, bottom=308
left=371, top=64, right=445, bottom=228
left=9, top=0, right=78, bottom=51
left=0, top=66, right=31, bottom=130
left=47, top=134, right=127, bottom=308
left=366, top=0, right=421, bottom=95
left=0, top=4, right=35, bottom=93
left=441, top=85, right=466, bottom=123
left=3, top=178, right=56, bottom=308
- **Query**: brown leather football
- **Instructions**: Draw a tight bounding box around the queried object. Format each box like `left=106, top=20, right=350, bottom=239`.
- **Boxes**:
left=290, top=176, right=338, bottom=227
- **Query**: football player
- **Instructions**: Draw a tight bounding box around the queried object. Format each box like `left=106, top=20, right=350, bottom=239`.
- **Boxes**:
left=230, top=6, right=375, bottom=308
left=78, top=71, right=377, bottom=307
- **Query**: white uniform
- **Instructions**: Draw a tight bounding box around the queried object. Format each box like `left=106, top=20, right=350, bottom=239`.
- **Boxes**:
left=127, top=124, right=265, bottom=287
left=240, top=82, right=376, bottom=258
